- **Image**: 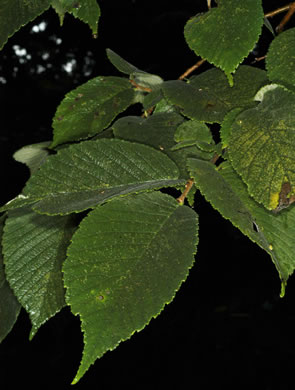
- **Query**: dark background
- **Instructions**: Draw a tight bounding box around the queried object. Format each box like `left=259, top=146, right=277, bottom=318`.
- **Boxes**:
left=1, top=0, right=295, bottom=388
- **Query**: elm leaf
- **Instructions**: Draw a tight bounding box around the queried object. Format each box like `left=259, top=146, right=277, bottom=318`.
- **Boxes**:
left=63, top=191, right=198, bottom=383
left=0, top=139, right=184, bottom=215
left=184, top=0, right=264, bottom=83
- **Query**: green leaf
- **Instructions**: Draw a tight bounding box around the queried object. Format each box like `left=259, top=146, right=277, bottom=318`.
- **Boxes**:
left=63, top=191, right=198, bottom=383
left=51, top=0, right=100, bottom=35
left=106, top=48, right=141, bottom=75
left=266, top=27, right=295, bottom=91
left=112, top=112, right=184, bottom=150
left=172, top=119, right=214, bottom=149
left=70, top=0, right=100, bottom=36
left=106, top=49, right=163, bottom=90
left=188, top=158, right=295, bottom=291
left=228, top=84, right=295, bottom=211
left=142, top=89, right=164, bottom=111
left=1, top=139, right=184, bottom=215
left=111, top=113, right=212, bottom=178
left=0, top=215, right=21, bottom=343
left=184, top=0, right=264, bottom=84
left=51, top=76, right=135, bottom=148
left=2, top=208, right=76, bottom=338
left=171, top=119, right=216, bottom=161
left=0, top=0, right=51, bottom=50
left=13, top=141, right=51, bottom=174
left=220, top=108, right=244, bottom=148
left=161, top=65, right=268, bottom=123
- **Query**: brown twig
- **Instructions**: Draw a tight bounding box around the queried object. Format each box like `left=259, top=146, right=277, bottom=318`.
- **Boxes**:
left=251, top=55, right=266, bottom=64
left=276, top=2, right=295, bottom=32
left=178, top=58, right=206, bottom=80
left=178, top=3, right=295, bottom=81
left=210, top=153, right=220, bottom=165
left=176, top=153, right=221, bottom=205
left=129, top=79, right=152, bottom=92
left=264, top=3, right=294, bottom=18
left=177, top=178, right=195, bottom=205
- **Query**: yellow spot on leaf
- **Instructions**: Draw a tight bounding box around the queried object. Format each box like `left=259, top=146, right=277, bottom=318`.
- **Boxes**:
left=269, top=192, right=279, bottom=210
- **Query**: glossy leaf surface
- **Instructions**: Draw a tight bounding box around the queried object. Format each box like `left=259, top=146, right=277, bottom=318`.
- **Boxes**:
left=2, top=208, right=76, bottom=338
left=64, top=191, right=198, bottom=383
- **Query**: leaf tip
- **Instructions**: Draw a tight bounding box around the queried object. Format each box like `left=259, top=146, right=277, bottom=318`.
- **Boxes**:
left=280, top=280, right=287, bottom=298
left=226, top=72, right=234, bottom=87
left=71, top=377, right=80, bottom=385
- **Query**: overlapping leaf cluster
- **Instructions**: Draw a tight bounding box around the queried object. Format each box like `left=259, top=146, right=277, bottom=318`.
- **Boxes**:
left=0, top=0, right=295, bottom=385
